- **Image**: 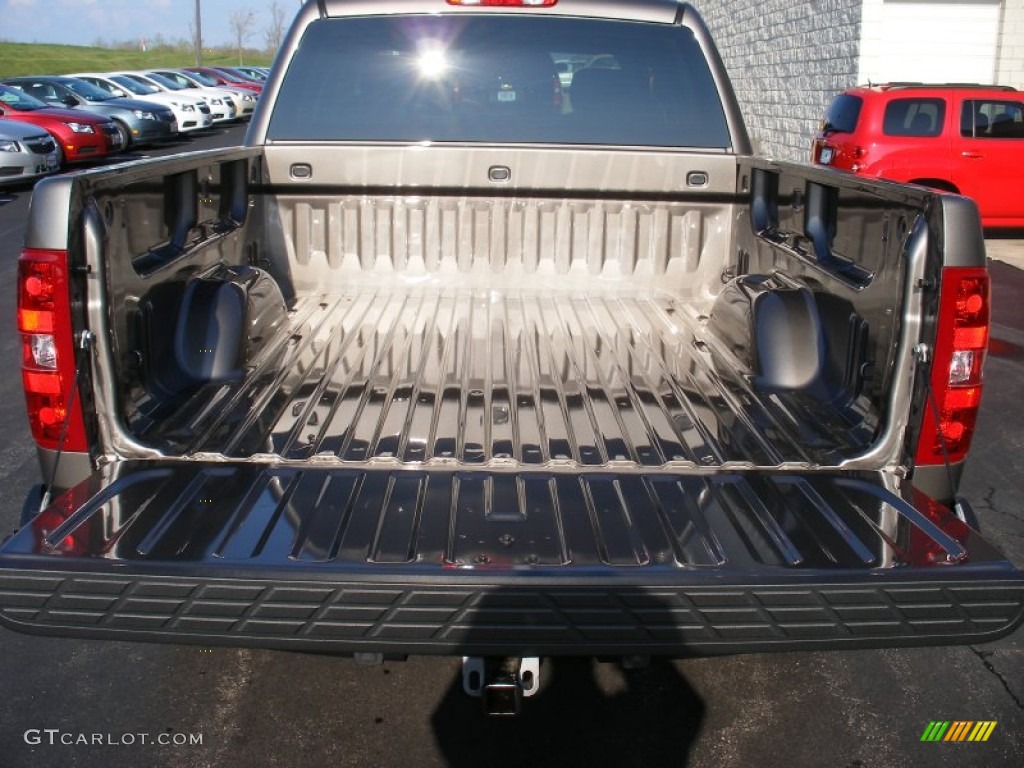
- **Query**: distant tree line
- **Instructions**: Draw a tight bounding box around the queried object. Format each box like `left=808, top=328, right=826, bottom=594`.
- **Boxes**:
left=91, top=1, right=287, bottom=61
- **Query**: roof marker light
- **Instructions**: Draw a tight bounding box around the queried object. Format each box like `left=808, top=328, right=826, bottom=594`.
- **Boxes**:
left=447, top=0, right=558, bottom=7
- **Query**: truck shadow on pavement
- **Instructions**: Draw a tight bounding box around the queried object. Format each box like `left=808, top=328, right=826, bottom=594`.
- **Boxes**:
left=429, top=587, right=706, bottom=767
left=431, top=656, right=705, bottom=767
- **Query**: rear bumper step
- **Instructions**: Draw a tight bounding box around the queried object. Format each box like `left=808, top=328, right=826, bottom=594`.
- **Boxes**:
left=1, top=570, right=1021, bottom=655
left=1, top=462, right=1021, bottom=654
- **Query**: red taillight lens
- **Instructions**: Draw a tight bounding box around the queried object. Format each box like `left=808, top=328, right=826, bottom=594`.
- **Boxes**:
left=17, top=249, right=88, bottom=452
left=915, top=267, right=990, bottom=466
left=446, top=0, right=558, bottom=5
left=849, top=145, right=867, bottom=172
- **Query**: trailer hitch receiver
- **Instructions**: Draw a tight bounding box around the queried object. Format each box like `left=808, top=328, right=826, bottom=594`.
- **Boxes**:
left=462, top=657, right=541, bottom=716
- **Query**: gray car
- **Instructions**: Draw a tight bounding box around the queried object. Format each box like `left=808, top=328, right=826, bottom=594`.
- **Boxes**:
left=0, top=118, right=60, bottom=186
left=1, top=76, right=177, bottom=148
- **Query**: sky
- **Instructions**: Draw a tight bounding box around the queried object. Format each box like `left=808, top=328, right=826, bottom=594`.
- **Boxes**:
left=0, top=0, right=301, bottom=48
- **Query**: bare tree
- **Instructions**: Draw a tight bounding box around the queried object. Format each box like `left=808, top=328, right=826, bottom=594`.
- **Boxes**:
left=263, top=1, right=286, bottom=53
left=228, top=8, right=257, bottom=65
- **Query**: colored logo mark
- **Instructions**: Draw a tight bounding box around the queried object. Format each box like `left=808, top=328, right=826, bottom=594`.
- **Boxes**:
left=921, top=721, right=997, bottom=742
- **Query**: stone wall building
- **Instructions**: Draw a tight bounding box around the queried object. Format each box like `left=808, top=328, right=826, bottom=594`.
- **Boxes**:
left=692, top=0, right=1024, bottom=161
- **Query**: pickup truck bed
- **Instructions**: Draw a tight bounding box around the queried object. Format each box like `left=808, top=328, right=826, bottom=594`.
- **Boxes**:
left=4, top=150, right=1022, bottom=656
left=4, top=1, right=1022, bottom=665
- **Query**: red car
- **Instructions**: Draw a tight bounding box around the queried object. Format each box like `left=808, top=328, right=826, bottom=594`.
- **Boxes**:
left=0, top=84, right=122, bottom=164
left=812, top=84, right=1024, bottom=228
left=185, top=67, right=262, bottom=95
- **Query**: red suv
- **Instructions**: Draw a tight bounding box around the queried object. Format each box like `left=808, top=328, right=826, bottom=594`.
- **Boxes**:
left=812, top=84, right=1024, bottom=228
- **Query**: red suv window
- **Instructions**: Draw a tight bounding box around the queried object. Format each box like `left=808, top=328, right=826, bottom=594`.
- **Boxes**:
left=883, top=98, right=944, bottom=137
left=822, top=94, right=862, bottom=134
left=961, top=99, right=1024, bottom=139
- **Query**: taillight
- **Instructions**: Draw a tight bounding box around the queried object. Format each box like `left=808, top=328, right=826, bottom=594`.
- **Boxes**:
left=915, top=267, right=989, bottom=467
left=17, top=248, right=88, bottom=452
left=850, top=145, right=866, bottom=172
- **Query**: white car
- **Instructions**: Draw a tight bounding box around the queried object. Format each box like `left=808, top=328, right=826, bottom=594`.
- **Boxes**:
left=70, top=72, right=206, bottom=135
left=113, top=71, right=234, bottom=123
left=138, top=71, right=237, bottom=123
left=150, top=69, right=257, bottom=120
left=104, top=72, right=224, bottom=127
left=0, top=118, right=60, bottom=185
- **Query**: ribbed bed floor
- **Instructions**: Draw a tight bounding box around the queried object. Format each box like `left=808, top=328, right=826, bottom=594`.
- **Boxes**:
left=146, top=289, right=873, bottom=466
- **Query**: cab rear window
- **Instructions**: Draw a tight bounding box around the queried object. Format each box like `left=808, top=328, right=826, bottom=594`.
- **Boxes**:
left=267, top=15, right=731, bottom=148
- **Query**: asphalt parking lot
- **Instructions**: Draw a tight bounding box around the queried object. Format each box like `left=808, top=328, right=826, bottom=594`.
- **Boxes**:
left=987, top=237, right=1024, bottom=270
left=0, top=126, right=1021, bottom=767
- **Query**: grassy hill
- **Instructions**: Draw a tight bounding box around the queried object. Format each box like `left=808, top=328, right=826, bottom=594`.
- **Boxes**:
left=0, top=42, right=272, bottom=79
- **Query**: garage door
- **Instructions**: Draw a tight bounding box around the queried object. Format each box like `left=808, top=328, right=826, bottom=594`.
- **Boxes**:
left=859, top=0, right=1000, bottom=84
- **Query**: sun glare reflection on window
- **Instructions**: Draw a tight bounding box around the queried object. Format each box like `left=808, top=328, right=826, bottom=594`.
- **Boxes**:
left=417, top=45, right=449, bottom=79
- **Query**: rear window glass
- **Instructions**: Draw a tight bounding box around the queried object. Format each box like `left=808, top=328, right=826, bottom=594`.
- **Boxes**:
left=961, top=99, right=1024, bottom=139
left=0, top=84, right=48, bottom=110
left=267, top=15, right=731, bottom=148
left=883, top=98, right=945, bottom=137
left=822, top=94, right=863, bottom=134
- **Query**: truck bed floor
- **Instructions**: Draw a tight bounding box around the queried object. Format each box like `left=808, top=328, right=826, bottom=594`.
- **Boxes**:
left=148, top=289, right=872, bottom=466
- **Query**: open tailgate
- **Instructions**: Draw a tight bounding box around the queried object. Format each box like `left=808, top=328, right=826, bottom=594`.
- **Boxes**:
left=1, top=462, right=1021, bottom=656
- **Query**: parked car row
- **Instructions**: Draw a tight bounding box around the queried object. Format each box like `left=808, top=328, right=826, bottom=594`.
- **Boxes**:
left=0, top=66, right=266, bottom=187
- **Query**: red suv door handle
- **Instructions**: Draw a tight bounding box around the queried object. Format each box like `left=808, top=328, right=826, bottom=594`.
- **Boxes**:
left=961, top=151, right=983, bottom=159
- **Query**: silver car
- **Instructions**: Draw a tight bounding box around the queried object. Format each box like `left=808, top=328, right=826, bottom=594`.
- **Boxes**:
left=0, top=118, right=59, bottom=186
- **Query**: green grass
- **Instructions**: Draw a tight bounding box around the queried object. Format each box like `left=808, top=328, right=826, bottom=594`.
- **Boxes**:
left=0, top=42, right=272, bottom=79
